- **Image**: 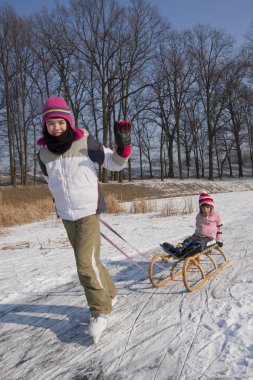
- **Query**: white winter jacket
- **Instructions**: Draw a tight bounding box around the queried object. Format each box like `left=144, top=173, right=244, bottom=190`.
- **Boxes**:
left=38, top=130, right=129, bottom=221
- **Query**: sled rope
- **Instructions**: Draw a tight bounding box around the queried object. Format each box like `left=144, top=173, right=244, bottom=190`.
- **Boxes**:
left=101, top=232, right=147, bottom=274
left=101, top=219, right=170, bottom=273
left=101, top=219, right=150, bottom=261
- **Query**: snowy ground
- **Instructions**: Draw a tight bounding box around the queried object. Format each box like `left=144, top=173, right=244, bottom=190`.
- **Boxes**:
left=0, top=184, right=253, bottom=379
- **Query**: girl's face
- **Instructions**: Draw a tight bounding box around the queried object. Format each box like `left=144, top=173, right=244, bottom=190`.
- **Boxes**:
left=46, top=118, right=67, bottom=136
left=201, top=204, right=212, bottom=216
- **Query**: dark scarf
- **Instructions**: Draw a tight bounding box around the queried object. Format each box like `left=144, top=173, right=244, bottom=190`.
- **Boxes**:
left=44, top=125, right=75, bottom=154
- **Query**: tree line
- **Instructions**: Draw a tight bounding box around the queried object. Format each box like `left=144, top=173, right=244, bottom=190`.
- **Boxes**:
left=0, top=0, right=253, bottom=186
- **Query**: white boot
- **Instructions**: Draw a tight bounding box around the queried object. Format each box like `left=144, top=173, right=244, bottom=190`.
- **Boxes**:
left=88, top=315, right=108, bottom=344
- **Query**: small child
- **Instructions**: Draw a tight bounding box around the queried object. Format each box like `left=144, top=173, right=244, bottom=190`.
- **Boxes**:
left=161, top=191, right=223, bottom=258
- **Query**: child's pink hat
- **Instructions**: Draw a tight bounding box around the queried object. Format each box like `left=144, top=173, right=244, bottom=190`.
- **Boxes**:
left=37, top=97, right=84, bottom=145
left=199, top=191, right=214, bottom=208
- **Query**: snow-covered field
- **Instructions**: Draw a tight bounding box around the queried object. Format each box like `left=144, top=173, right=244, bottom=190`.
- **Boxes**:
left=0, top=181, right=253, bottom=380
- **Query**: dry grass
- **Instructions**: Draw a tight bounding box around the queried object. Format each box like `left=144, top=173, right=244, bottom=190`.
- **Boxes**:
left=0, top=198, right=55, bottom=227
left=0, top=183, right=198, bottom=228
left=104, top=194, right=125, bottom=214
left=160, top=200, right=180, bottom=217
left=0, top=185, right=50, bottom=207
left=130, top=198, right=157, bottom=213
left=159, top=198, right=195, bottom=217
left=182, top=198, right=196, bottom=214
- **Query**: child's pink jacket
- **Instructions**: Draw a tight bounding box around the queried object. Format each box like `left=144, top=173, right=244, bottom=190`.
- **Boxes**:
left=194, top=210, right=222, bottom=240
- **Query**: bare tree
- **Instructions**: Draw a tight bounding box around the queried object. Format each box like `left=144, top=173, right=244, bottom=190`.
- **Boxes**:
left=0, top=6, right=17, bottom=185
left=66, top=0, right=126, bottom=182
left=189, top=25, right=234, bottom=180
left=244, top=92, right=253, bottom=176
left=222, top=56, right=250, bottom=177
left=1, top=1, right=253, bottom=184
left=160, top=30, right=195, bottom=179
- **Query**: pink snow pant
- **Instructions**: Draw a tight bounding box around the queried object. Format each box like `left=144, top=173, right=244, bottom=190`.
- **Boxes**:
left=62, top=214, right=116, bottom=317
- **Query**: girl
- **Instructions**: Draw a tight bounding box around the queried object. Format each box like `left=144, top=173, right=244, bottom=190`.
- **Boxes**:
left=37, top=97, right=132, bottom=343
left=162, top=191, right=223, bottom=258
left=194, top=191, right=223, bottom=243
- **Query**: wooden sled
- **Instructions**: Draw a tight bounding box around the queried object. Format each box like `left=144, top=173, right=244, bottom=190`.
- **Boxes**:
left=149, top=244, right=229, bottom=292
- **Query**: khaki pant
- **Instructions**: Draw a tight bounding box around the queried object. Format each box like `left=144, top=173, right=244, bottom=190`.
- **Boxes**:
left=62, top=214, right=116, bottom=317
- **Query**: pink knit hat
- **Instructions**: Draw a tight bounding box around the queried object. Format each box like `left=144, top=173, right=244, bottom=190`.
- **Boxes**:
left=37, top=97, right=84, bottom=145
left=199, top=191, right=214, bottom=208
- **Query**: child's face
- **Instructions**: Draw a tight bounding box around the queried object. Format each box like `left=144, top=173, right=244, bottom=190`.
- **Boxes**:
left=46, top=118, right=67, bottom=136
left=201, top=204, right=212, bottom=216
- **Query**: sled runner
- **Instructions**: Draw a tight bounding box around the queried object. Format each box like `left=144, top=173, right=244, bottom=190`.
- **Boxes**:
left=149, top=242, right=229, bottom=292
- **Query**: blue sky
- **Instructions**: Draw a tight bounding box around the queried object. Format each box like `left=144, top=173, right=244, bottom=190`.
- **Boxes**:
left=1, top=0, right=252, bottom=45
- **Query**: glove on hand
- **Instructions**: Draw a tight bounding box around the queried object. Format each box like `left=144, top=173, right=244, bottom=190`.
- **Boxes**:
left=217, top=241, right=223, bottom=247
left=114, top=120, right=132, bottom=158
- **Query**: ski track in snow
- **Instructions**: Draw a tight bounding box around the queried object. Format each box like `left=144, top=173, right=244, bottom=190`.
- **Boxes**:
left=0, top=190, right=253, bottom=379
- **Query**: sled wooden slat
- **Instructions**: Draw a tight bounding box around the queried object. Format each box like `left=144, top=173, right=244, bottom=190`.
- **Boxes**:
left=149, top=244, right=229, bottom=292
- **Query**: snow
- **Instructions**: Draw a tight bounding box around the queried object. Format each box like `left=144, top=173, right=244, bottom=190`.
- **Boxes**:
left=0, top=183, right=253, bottom=379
